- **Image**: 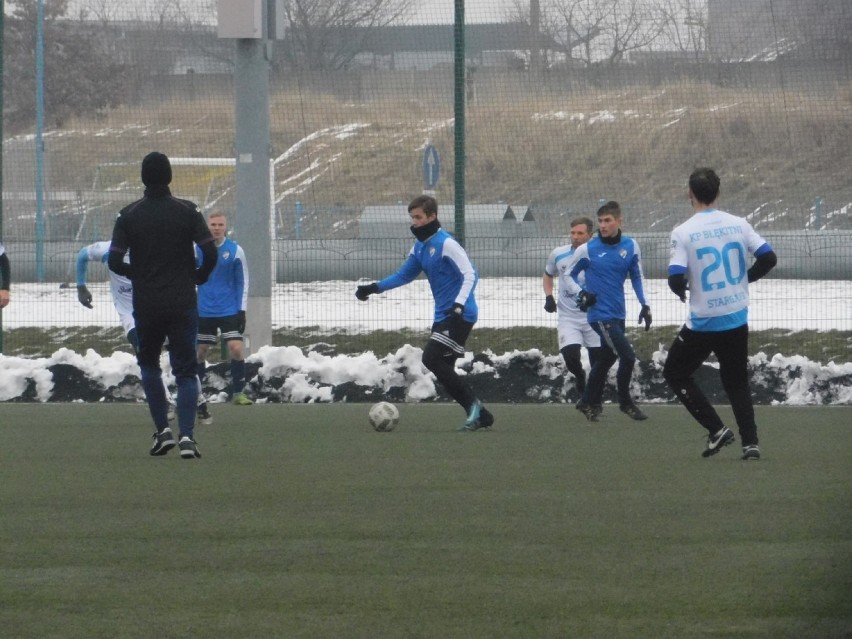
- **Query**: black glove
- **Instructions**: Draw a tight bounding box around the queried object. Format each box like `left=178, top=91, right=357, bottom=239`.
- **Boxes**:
left=237, top=310, right=246, bottom=334
left=76, top=285, right=93, bottom=309
left=448, top=303, right=466, bottom=327
left=638, top=305, right=652, bottom=331
left=355, top=283, right=379, bottom=301
left=576, top=290, right=597, bottom=312
left=668, top=274, right=688, bottom=303
left=544, top=295, right=557, bottom=313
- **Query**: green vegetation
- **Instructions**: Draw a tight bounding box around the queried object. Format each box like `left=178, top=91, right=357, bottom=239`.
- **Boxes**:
left=2, top=403, right=850, bottom=638
left=2, top=325, right=849, bottom=364
left=12, top=80, right=850, bottom=240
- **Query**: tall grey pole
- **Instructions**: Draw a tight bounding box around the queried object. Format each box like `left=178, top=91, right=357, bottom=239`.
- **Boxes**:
left=232, top=39, right=272, bottom=353
left=453, top=0, right=466, bottom=246
left=0, top=0, right=5, bottom=352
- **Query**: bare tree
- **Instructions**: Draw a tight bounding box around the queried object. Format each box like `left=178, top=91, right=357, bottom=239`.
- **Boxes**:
left=506, top=0, right=602, bottom=67
left=597, top=0, right=665, bottom=65
left=507, top=0, right=664, bottom=67
left=656, top=0, right=707, bottom=61
left=281, top=0, right=417, bottom=71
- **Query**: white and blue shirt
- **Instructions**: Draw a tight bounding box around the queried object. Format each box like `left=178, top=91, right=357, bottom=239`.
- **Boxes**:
left=196, top=238, right=248, bottom=318
left=377, top=227, right=478, bottom=323
left=669, top=208, right=772, bottom=332
left=566, top=233, right=647, bottom=323
left=544, top=243, right=587, bottom=319
left=77, top=241, right=135, bottom=332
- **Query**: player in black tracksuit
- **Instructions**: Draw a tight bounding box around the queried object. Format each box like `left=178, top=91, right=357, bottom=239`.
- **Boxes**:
left=108, top=152, right=217, bottom=459
left=0, top=241, right=10, bottom=310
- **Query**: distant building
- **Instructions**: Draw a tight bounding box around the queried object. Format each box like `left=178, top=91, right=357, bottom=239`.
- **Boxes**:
left=708, top=0, right=851, bottom=61
left=284, top=22, right=561, bottom=71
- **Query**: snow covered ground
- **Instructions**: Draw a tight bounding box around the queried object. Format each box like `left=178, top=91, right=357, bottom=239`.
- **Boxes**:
left=1, top=279, right=850, bottom=405
left=4, top=278, right=851, bottom=332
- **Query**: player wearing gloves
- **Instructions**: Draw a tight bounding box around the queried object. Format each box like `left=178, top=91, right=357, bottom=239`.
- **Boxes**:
left=195, top=211, right=252, bottom=419
left=77, top=241, right=175, bottom=417
left=543, top=217, right=602, bottom=400
left=664, top=168, right=777, bottom=460
left=563, top=201, right=651, bottom=422
left=355, top=195, right=494, bottom=432
left=77, top=242, right=140, bottom=349
left=109, top=151, right=217, bottom=458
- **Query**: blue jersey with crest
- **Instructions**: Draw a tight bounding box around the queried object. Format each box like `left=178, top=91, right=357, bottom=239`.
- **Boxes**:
left=566, top=233, right=647, bottom=323
left=377, top=227, right=478, bottom=323
left=195, top=238, right=248, bottom=317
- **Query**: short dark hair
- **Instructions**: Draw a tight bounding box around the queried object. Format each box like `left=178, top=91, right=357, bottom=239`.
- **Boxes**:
left=596, top=201, right=622, bottom=219
left=570, top=216, right=594, bottom=233
left=408, top=195, right=438, bottom=216
left=689, top=168, right=721, bottom=205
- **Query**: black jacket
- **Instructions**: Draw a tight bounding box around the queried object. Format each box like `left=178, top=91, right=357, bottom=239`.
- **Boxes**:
left=108, top=185, right=217, bottom=313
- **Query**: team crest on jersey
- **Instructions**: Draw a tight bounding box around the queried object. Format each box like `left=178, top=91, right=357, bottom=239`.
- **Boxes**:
left=429, top=247, right=436, bottom=256
left=223, top=251, right=230, bottom=260
left=619, top=248, right=628, bottom=259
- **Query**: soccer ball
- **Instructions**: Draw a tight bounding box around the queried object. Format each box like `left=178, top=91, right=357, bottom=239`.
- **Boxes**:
left=368, top=401, right=400, bottom=432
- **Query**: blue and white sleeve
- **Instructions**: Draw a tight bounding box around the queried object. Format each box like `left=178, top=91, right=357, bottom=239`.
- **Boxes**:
left=442, top=238, right=477, bottom=306
left=628, top=240, right=648, bottom=306
left=76, top=247, right=92, bottom=286
left=235, top=245, right=249, bottom=311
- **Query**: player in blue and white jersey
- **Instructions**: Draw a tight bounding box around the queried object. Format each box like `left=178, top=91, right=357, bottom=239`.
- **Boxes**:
left=664, top=168, right=777, bottom=460
left=76, top=242, right=137, bottom=345
left=355, top=195, right=494, bottom=431
left=195, top=211, right=252, bottom=418
left=563, top=201, right=652, bottom=422
left=543, top=217, right=602, bottom=399
left=0, top=241, right=10, bottom=309
left=76, top=241, right=175, bottom=416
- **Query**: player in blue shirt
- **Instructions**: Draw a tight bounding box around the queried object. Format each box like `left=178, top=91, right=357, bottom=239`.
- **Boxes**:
left=355, top=195, right=494, bottom=431
left=664, top=168, right=777, bottom=460
left=196, top=211, right=251, bottom=421
left=564, top=201, right=651, bottom=422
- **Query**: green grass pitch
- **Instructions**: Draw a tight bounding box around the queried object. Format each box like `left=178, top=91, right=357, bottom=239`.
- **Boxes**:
left=2, top=403, right=850, bottom=638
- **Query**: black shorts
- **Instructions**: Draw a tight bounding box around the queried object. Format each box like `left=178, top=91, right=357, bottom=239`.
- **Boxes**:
left=198, top=314, right=243, bottom=344
left=428, top=316, right=473, bottom=357
left=664, top=323, right=750, bottom=388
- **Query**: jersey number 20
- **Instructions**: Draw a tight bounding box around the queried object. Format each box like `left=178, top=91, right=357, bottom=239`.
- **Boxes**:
left=696, top=242, right=746, bottom=291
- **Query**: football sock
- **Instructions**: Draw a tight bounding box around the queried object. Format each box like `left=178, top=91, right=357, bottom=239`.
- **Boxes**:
left=175, top=375, right=199, bottom=438
left=141, top=366, right=169, bottom=430
left=231, top=359, right=246, bottom=394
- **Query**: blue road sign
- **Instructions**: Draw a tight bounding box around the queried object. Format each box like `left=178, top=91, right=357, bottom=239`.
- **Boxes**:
left=422, top=144, right=440, bottom=190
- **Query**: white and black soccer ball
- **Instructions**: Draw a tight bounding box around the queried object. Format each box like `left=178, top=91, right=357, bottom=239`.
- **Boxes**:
left=368, top=401, right=400, bottom=432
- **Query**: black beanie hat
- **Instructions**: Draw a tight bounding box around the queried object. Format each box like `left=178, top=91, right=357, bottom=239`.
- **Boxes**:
left=141, top=152, right=172, bottom=186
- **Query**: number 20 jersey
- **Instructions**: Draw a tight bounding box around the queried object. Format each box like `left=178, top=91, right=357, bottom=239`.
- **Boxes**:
left=669, top=208, right=773, bottom=332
